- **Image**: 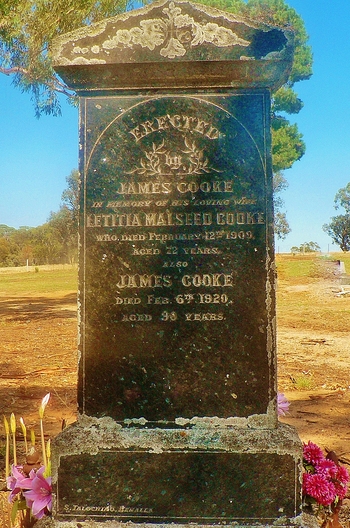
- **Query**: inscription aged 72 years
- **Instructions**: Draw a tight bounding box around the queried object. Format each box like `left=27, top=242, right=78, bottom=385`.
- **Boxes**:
left=79, top=92, right=274, bottom=422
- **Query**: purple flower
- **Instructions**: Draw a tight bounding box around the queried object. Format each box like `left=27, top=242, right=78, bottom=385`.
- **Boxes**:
left=303, top=441, right=325, bottom=466
left=23, top=466, right=52, bottom=519
left=277, top=393, right=290, bottom=416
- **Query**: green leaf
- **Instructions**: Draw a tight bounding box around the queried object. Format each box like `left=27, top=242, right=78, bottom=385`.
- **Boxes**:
left=11, top=500, right=19, bottom=525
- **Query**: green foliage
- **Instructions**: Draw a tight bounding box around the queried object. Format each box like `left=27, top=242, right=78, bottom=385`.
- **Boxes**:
left=0, top=0, right=129, bottom=116
left=323, top=215, right=350, bottom=253
left=273, top=172, right=290, bottom=240
left=323, top=183, right=350, bottom=252
left=272, top=117, right=305, bottom=172
left=274, top=211, right=291, bottom=240
left=272, top=86, right=303, bottom=115
left=334, top=182, right=350, bottom=214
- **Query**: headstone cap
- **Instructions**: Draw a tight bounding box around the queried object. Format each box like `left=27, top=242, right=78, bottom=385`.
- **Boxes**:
left=52, top=0, right=294, bottom=92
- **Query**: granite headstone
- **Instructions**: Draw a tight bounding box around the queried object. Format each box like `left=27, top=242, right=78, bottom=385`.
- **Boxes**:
left=49, top=2, right=304, bottom=526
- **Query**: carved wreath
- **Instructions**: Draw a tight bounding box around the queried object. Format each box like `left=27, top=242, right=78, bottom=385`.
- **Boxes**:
left=128, top=137, right=220, bottom=176
left=101, top=2, right=250, bottom=59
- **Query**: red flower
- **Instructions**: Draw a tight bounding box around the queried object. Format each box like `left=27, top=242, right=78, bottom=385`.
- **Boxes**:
left=303, top=441, right=325, bottom=466
left=303, top=473, right=337, bottom=506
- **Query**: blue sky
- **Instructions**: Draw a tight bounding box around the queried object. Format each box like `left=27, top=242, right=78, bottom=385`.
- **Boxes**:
left=1, top=0, right=350, bottom=253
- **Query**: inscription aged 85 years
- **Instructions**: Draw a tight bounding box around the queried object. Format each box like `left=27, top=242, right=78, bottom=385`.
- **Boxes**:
left=79, top=92, right=274, bottom=422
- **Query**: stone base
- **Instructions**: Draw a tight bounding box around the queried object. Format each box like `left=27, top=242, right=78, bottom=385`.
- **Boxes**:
left=37, top=514, right=320, bottom=528
left=47, top=417, right=304, bottom=527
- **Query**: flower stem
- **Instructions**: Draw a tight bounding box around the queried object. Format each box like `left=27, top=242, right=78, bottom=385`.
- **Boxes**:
left=10, top=413, right=17, bottom=466
left=3, top=416, right=10, bottom=478
left=5, top=432, right=10, bottom=479
left=40, top=418, right=47, bottom=469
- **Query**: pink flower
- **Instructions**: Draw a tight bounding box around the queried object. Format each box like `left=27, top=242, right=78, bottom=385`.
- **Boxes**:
left=23, top=466, right=52, bottom=519
left=303, top=473, right=337, bottom=506
left=336, top=465, right=349, bottom=486
left=334, top=466, right=349, bottom=500
left=316, top=458, right=338, bottom=479
left=277, top=393, right=290, bottom=416
left=303, top=441, right=325, bottom=466
left=7, top=465, right=26, bottom=502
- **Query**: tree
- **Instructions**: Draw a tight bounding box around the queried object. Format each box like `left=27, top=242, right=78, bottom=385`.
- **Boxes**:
left=323, top=183, right=350, bottom=252
left=61, top=169, right=79, bottom=216
left=334, top=182, right=350, bottom=214
left=47, top=169, right=79, bottom=263
left=0, top=0, right=129, bottom=116
left=31, top=223, right=64, bottom=263
left=48, top=206, right=77, bottom=263
left=0, top=237, right=13, bottom=265
left=323, top=216, right=350, bottom=253
left=274, top=212, right=291, bottom=240
left=273, top=172, right=291, bottom=239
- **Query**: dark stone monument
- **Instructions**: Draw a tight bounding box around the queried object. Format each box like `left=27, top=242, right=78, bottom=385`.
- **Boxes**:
left=48, top=2, right=306, bottom=526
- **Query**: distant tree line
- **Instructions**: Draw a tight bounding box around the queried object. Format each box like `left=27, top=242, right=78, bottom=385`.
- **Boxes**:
left=290, top=241, right=321, bottom=255
left=0, top=170, right=79, bottom=267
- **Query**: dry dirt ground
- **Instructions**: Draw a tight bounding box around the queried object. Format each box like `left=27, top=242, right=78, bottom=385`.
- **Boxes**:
left=0, top=269, right=349, bottom=516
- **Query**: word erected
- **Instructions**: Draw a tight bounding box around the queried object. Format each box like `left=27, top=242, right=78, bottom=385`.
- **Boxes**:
left=129, top=114, right=220, bottom=142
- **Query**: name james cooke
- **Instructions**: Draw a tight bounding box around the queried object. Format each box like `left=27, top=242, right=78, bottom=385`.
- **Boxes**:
left=115, top=273, right=234, bottom=289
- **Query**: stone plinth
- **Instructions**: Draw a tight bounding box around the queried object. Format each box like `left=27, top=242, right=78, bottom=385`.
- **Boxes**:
left=50, top=418, right=302, bottom=526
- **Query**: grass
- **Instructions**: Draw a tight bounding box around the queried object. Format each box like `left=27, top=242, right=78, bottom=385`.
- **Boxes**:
left=276, top=252, right=350, bottom=333
left=293, top=374, right=315, bottom=391
left=276, top=252, right=350, bottom=280
left=0, top=266, right=78, bottom=295
left=276, top=254, right=316, bottom=279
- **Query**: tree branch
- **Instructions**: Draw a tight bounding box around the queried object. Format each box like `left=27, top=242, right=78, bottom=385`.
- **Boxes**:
left=0, top=66, right=28, bottom=76
left=0, top=65, right=75, bottom=97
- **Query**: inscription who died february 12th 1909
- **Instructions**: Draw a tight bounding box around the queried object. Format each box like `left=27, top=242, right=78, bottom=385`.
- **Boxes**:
left=79, top=92, right=273, bottom=420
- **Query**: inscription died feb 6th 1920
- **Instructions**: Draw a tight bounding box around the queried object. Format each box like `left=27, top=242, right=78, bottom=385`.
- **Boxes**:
left=79, top=92, right=275, bottom=421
